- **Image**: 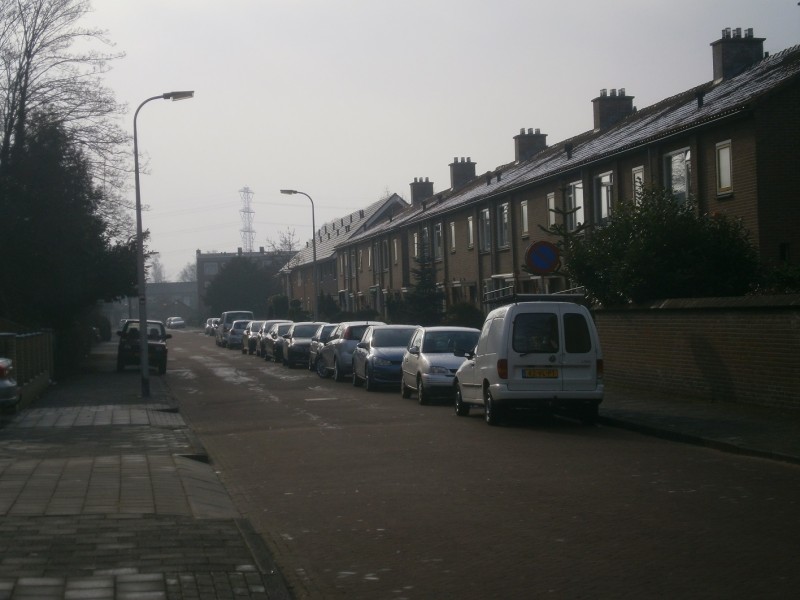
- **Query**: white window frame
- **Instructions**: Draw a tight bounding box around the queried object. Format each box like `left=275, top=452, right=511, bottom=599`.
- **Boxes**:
left=594, top=172, right=613, bottom=223
left=632, top=166, right=644, bottom=203
left=496, top=203, right=510, bottom=248
left=478, top=208, right=491, bottom=252
left=565, top=181, right=584, bottom=232
left=716, top=140, right=732, bottom=195
left=393, top=238, right=398, bottom=264
left=547, top=192, right=556, bottom=227
left=467, top=216, right=474, bottom=249
left=664, top=148, right=691, bottom=203
left=520, top=200, right=529, bottom=236
left=433, top=222, right=443, bottom=260
left=413, top=232, right=419, bottom=258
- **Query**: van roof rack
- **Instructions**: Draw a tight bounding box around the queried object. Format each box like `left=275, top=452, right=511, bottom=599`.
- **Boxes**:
left=483, top=288, right=587, bottom=308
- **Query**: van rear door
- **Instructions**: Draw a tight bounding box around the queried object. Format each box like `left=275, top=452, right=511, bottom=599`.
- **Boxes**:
left=558, top=305, right=598, bottom=392
left=507, top=310, right=563, bottom=393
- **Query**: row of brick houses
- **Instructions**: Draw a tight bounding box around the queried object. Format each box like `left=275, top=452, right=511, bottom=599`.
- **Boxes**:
left=281, top=28, right=800, bottom=319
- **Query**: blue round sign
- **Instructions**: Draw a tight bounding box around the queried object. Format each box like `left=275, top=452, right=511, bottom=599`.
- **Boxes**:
left=524, top=241, right=560, bottom=275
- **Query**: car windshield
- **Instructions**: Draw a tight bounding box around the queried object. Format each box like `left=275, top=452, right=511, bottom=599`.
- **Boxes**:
left=277, top=323, right=291, bottom=334
left=372, top=328, right=415, bottom=348
left=346, top=325, right=369, bottom=340
left=294, top=324, right=320, bottom=337
left=422, top=330, right=480, bottom=353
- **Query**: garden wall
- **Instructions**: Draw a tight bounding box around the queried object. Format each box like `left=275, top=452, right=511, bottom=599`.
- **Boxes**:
left=594, top=295, right=800, bottom=410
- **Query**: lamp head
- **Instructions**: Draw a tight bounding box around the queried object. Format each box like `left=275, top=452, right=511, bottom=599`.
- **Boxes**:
left=280, top=189, right=297, bottom=195
left=163, top=90, right=194, bottom=101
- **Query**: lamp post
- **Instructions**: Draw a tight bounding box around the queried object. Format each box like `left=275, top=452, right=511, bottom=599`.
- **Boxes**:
left=280, top=189, right=318, bottom=321
left=133, top=90, right=194, bottom=398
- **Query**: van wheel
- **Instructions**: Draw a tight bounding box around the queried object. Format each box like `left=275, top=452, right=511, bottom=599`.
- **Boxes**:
left=484, top=389, right=501, bottom=426
left=401, top=379, right=412, bottom=399
left=416, top=377, right=428, bottom=405
left=454, top=386, right=469, bottom=417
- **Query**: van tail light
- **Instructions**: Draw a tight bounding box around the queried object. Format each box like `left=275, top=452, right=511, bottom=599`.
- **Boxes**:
left=497, top=359, right=508, bottom=380
left=596, top=359, right=604, bottom=379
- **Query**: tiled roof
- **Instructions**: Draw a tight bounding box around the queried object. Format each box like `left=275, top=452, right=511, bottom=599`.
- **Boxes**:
left=280, top=193, right=408, bottom=271
left=345, top=43, right=800, bottom=243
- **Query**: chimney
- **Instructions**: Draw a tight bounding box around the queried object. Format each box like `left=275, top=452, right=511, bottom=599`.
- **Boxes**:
left=449, top=157, right=476, bottom=190
left=592, top=88, right=634, bottom=130
left=409, top=177, right=434, bottom=208
left=514, top=128, right=548, bottom=162
left=711, top=27, right=765, bottom=83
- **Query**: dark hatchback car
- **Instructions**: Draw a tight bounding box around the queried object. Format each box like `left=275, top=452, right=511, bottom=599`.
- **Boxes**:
left=352, top=324, right=417, bottom=391
left=116, top=320, right=172, bottom=375
left=282, top=322, right=327, bottom=368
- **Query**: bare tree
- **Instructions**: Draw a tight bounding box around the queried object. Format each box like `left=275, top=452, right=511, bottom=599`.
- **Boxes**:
left=148, top=255, right=165, bottom=283
left=0, top=0, right=128, bottom=194
left=177, top=261, right=196, bottom=282
left=265, top=227, right=300, bottom=252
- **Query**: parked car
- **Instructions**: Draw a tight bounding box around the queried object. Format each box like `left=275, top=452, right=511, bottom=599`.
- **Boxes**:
left=309, top=323, right=338, bottom=373
left=400, top=326, right=481, bottom=404
left=256, top=320, right=292, bottom=357
left=262, top=321, right=293, bottom=362
left=205, top=318, right=219, bottom=336
left=352, top=325, right=417, bottom=391
left=282, top=321, right=327, bottom=368
left=227, top=319, right=249, bottom=349
left=454, top=301, right=604, bottom=425
left=318, top=320, right=385, bottom=381
left=0, top=357, right=18, bottom=411
left=166, top=316, right=185, bottom=329
left=242, top=320, right=265, bottom=355
left=116, top=320, right=172, bottom=375
left=216, top=310, right=254, bottom=347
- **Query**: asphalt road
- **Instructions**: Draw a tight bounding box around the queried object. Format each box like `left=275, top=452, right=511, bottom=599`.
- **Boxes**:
left=166, top=329, right=800, bottom=599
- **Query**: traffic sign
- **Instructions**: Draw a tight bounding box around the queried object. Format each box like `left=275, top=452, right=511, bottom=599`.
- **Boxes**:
left=524, top=241, right=560, bottom=275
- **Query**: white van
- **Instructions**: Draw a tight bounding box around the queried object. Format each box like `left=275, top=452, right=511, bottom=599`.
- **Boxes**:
left=216, top=310, right=254, bottom=347
left=453, top=301, right=603, bottom=425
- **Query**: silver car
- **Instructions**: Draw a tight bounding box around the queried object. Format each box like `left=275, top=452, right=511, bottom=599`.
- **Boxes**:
left=401, top=326, right=480, bottom=404
left=318, top=320, right=385, bottom=381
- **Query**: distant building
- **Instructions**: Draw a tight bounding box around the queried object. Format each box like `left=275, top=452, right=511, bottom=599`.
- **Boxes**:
left=146, top=281, right=199, bottom=325
left=196, top=247, right=295, bottom=318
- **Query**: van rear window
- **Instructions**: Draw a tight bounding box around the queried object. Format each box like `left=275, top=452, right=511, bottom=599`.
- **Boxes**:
left=513, top=313, right=559, bottom=353
left=564, top=314, right=592, bottom=353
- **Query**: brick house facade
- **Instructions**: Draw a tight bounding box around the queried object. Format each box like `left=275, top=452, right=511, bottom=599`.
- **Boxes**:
left=282, top=28, right=800, bottom=320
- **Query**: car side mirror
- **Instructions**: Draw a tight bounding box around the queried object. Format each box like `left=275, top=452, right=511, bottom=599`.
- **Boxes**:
left=454, top=347, right=469, bottom=358
left=357, top=341, right=368, bottom=349
left=408, top=346, right=420, bottom=355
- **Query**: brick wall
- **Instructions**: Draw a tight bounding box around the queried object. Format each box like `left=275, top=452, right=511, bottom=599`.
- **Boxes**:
left=594, top=296, right=800, bottom=410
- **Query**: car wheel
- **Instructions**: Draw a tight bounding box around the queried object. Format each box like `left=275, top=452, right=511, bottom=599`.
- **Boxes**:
left=416, top=376, right=428, bottom=405
left=364, top=365, right=375, bottom=391
left=316, top=357, right=329, bottom=379
left=401, top=378, right=412, bottom=399
left=484, top=388, right=500, bottom=426
left=333, top=358, right=344, bottom=382
left=454, top=385, right=469, bottom=417
left=352, top=364, right=363, bottom=387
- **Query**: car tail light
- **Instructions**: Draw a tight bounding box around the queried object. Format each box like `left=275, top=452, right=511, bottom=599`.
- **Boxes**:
left=0, top=361, right=12, bottom=379
left=496, top=359, right=508, bottom=380
left=597, top=359, right=604, bottom=379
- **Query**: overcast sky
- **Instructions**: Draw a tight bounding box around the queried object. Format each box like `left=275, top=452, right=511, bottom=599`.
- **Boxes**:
left=84, top=0, right=799, bottom=280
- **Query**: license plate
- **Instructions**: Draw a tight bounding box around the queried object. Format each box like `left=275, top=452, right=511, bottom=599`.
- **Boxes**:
left=522, top=368, right=558, bottom=378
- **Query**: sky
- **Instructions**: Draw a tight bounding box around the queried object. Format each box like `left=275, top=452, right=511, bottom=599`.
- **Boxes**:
left=82, top=0, right=799, bottom=280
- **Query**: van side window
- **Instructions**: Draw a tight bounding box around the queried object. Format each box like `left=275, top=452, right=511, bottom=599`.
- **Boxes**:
left=486, top=318, right=504, bottom=354
left=475, top=319, right=493, bottom=355
left=564, top=313, right=592, bottom=353
left=513, top=313, right=559, bottom=353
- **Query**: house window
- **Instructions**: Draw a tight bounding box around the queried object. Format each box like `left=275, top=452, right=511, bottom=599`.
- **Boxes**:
left=478, top=208, right=491, bottom=252
left=449, top=221, right=456, bottom=251
left=497, top=203, right=509, bottom=248
left=421, top=227, right=430, bottom=259
left=716, top=141, right=732, bottom=195
left=433, top=222, right=443, bottom=260
left=382, top=240, right=389, bottom=271
left=565, top=181, right=584, bottom=232
left=202, top=262, right=219, bottom=275
left=368, top=247, right=372, bottom=269
left=594, top=172, right=613, bottom=223
left=413, top=233, right=419, bottom=258
left=520, top=201, right=529, bottom=236
left=467, top=216, right=474, bottom=248
left=664, top=148, right=691, bottom=203
left=632, top=166, right=644, bottom=202
left=393, top=238, right=398, bottom=264
left=358, top=250, right=363, bottom=270
left=547, top=192, right=556, bottom=227
left=350, top=250, right=356, bottom=276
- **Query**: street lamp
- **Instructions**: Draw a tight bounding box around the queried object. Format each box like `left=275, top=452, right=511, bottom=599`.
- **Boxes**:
left=134, top=90, right=194, bottom=397
left=280, top=189, right=318, bottom=321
